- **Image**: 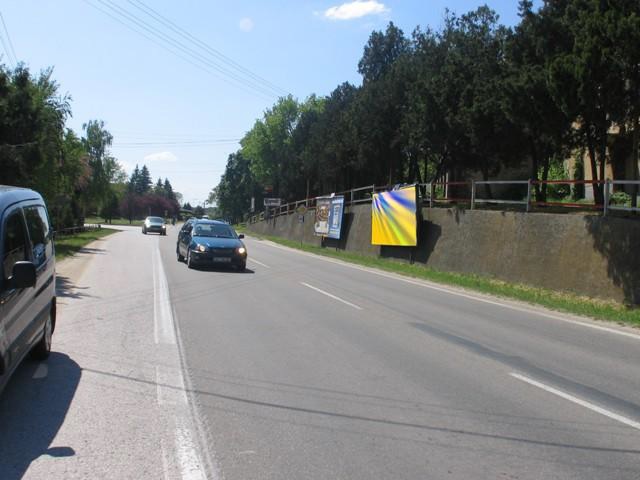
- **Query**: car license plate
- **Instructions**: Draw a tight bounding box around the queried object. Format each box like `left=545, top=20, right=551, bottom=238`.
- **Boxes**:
left=212, top=257, right=232, bottom=263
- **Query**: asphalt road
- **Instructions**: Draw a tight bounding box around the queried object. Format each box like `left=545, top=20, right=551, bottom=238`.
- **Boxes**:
left=1, top=225, right=639, bottom=479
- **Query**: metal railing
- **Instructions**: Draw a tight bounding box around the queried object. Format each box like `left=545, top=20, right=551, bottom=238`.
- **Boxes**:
left=53, top=224, right=102, bottom=238
left=605, top=180, right=640, bottom=215
left=247, top=179, right=640, bottom=223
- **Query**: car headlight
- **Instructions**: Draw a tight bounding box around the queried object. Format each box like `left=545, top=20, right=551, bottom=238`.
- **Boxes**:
left=237, top=247, right=246, bottom=255
left=197, top=244, right=207, bottom=252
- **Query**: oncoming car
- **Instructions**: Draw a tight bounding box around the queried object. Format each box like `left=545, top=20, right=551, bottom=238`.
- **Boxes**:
left=176, top=220, right=247, bottom=271
left=142, top=216, right=166, bottom=235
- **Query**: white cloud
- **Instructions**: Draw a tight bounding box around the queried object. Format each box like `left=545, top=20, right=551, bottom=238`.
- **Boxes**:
left=143, top=151, right=178, bottom=163
left=239, top=17, right=254, bottom=32
left=324, top=0, right=388, bottom=21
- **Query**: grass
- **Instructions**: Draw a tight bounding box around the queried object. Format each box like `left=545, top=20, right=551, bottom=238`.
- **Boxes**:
left=238, top=226, right=640, bottom=328
left=85, top=216, right=144, bottom=227
left=55, top=228, right=118, bottom=260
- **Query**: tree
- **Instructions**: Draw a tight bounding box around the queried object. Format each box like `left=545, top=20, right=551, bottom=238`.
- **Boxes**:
left=214, top=152, right=261, bottom=223
left=82, top=119, right=114, bottom=213
left=154, top=177, right=164, bottom=195
left=544, top=0, right=629, bottom=204
left=241, top=95, right=301, bottom=200
left=163, top=178, right=175, bottom=199
left=138, top=165, right=152, bottom=194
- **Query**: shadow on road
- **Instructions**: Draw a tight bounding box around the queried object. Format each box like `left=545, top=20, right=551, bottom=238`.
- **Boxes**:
left=0, top=353, right=81, bottom=479
left=56, top=275, right=93, bottom=300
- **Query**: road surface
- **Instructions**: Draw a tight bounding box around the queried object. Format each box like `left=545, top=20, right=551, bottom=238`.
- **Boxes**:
left=1, top=225, right=639, bottom=479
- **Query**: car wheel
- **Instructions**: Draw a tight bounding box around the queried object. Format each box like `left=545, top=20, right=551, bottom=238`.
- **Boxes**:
left=186, top=249, right=194, bottom=269
left=31, top=308, right=53, bottom=360
left=142, top=228, right=147, bottom=234
left=177, top=249, right=184, bottom=262
left=236, top=262, right=246, bottom=272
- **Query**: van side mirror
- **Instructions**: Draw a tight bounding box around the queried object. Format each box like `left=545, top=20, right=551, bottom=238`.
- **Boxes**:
left=238, top=234, right=245, bottom=239
left=12, top=261, right=36, bottom=289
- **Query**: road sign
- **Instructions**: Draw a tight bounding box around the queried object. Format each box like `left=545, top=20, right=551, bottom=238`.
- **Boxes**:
left=264, top=198, right=282, bottom=207
left=296, top=204, right=307, bottom=215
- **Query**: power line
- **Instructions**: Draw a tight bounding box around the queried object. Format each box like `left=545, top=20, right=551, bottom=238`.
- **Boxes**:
left=127, top=0, right=288, bottom=96
left=0, top=12, right=17, bottom=66
left=85, top=0, right=280, bottom=100
left=113, top=140, right=240, bottom=148
left=96, top=0, right=278, bottom=98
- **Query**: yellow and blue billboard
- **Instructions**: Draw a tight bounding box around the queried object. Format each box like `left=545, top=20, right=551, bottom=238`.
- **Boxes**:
left=371, top=186, right=418, bottom=246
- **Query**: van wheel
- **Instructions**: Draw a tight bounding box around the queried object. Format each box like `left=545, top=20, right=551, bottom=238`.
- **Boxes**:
left=31, top=308, right=53, bottom=360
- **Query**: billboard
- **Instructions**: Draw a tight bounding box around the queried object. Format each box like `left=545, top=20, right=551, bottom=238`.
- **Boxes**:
left=327, top=196, right=344, bottom=240
left=314, top=197, right=331, bottom=236
left=371, top=186, right=418, bottom=246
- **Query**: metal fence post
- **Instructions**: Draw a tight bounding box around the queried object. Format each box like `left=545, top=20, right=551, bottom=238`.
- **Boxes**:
left=429, top=183, right=434, bottom=208
left=603, top=179, right=610, bottom=216
left=350, top=188, right=354, bottom=206
left=471, top=181, right=476, bottom=210
left=526, top=179, right=532, bottom=212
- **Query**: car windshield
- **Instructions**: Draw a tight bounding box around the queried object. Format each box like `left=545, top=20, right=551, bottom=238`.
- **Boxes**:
left=193, top=224, right=235, bottom=238
left=147, top=217, right=163, bottom=223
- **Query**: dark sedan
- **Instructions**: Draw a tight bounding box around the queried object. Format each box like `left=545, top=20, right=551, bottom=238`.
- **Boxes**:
left=142, top=216, right=166, bottom=235
left=176, top=220, right=247, bottom=271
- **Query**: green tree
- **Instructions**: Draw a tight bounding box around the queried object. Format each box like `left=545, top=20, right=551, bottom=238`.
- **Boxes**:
left=81, top=119, right=114, bottom=213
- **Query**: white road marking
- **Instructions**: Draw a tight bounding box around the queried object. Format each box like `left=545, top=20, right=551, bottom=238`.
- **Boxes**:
left=510, top=372, right=640, bottom=431
left=300, top=282, right=363, bottom=310
left=175, top=425, right=207, bottom=480
left=154, top=245, right=177, bottom=345
left=153, top=239, right=210, bottom=480
left=156, top=365, right=188, bottom=406
left=260, top=240, right=640, bottom=341
left=248, top=257, right=270, bottom=268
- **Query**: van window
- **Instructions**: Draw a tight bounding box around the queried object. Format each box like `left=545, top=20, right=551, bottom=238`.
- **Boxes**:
left=24, top=205, right=52, bottom=268
left=2, top=211, right=30, bottom=288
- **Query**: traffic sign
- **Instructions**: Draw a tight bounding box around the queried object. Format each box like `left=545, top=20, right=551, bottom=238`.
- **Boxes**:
left=264, top=198, right=282, bottom=207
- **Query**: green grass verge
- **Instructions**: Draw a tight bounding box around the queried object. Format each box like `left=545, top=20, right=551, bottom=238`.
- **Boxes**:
left=55, top=228, right=118, bottom=260
left=239, top=227, right=640, bottom=328
left=85, top=216, right=144, bottom=227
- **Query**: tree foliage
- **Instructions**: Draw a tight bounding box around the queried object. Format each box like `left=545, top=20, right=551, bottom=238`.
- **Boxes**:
left=211, top=3, right=640, bottom=217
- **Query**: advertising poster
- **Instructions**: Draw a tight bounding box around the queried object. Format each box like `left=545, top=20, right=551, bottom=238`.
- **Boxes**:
left=314, top=197, right=331, bottom=236
left=327, top=196, right=345, bottom=240
left=371, top=186, right=418, bottom=246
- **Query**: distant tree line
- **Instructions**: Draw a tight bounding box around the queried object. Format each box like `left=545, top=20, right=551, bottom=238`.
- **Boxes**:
left=119, top=164, right=180, bottom=222
left=0, top=64, right=181, bottom=227
left=214, top=1, right=640, bottom=222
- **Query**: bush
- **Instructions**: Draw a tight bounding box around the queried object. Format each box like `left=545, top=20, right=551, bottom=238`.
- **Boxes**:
left=609, top=191, right=631, bottom=206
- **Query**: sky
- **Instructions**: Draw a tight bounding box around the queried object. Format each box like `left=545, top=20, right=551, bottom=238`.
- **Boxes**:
left=1, top=0, right=540, bottom=206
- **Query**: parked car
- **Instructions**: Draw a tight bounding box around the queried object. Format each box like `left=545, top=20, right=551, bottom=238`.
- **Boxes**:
left=176, top=219, right=247, bottom=271
left=142, top=216, right=166, bottom=235
left=0, top=186, right=56, bottom=394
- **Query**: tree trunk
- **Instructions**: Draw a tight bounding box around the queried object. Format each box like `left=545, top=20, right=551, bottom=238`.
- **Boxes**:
left=541, top=159, right=550, bottom=202
left=529, top=138, right=541, bottom=201
left=632, top=114, right=639, bottom=208
left=598, top=133, right=607, bottom=206
left=482, top=164, right=493, bottom=199
left=586, top=130, right=603, bottom=205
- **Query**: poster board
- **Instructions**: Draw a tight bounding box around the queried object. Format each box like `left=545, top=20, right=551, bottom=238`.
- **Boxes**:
left=314, top=197, right=331, bottom=236
left=327, top=196, right=344, bottom=240
left=371, top=186, right=418, bottom=246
